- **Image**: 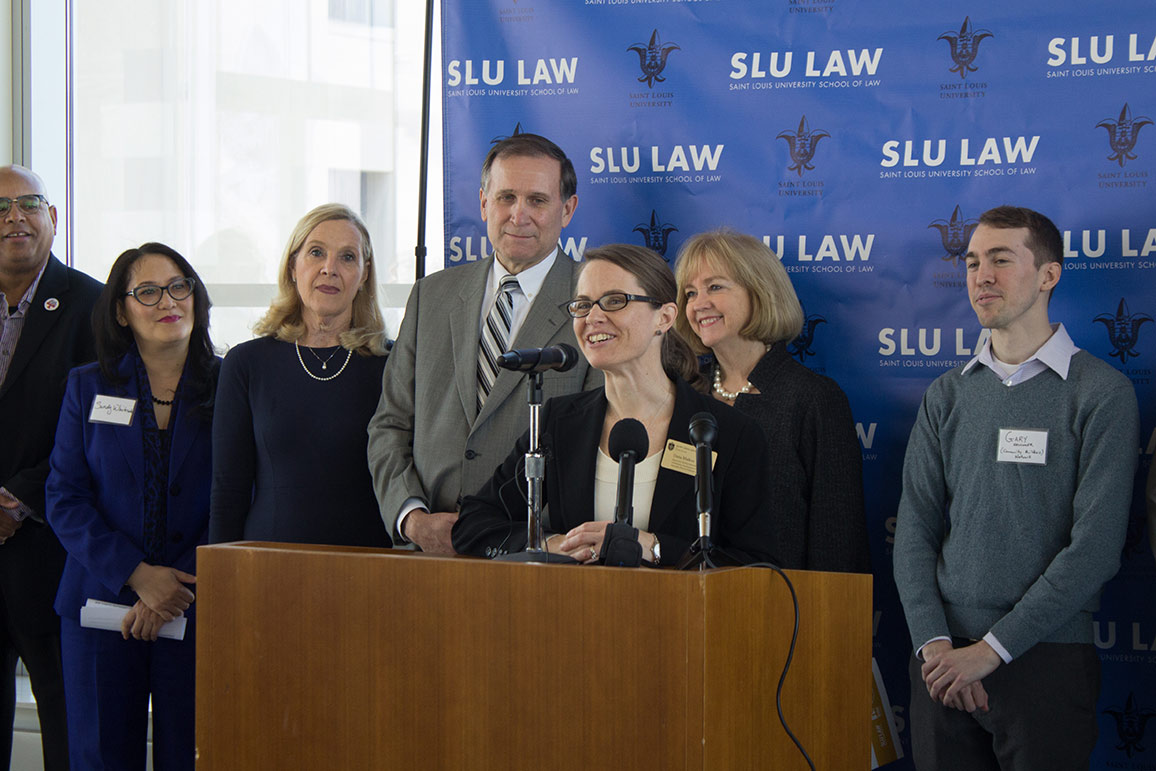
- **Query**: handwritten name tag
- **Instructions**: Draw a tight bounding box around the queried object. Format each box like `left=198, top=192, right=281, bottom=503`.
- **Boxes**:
left=996, top=428, right=1047, bottom=465
left=89, top=395, right=136, bottom=426
left=660, top=439, right=717, bottom=477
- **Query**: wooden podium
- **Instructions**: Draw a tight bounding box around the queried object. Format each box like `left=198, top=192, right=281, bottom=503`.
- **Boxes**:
left=195, top=543, right=871, bottom=770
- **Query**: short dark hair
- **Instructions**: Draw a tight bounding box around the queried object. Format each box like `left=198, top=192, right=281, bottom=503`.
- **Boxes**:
left=481, top=133, right=577, bottom=201
left=978, top=206, right=1063, bottom=268
left=580, top=244, right=704, bottom=390
left=92, top=242, right=217, bottom=420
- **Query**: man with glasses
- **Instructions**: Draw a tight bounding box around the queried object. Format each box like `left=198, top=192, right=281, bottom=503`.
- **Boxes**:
left=0, top=165, right=101, bottom=771
left=368, top=134, right=599, bottom=554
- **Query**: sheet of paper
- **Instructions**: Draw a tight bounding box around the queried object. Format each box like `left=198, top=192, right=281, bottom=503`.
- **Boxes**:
left=80, top=599, right=187, bottom=641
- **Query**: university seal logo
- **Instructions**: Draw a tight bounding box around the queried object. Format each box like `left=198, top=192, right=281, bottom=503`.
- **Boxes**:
left=788, top=308, right=826, bottom=363
left=1103, top=692, right=1155, bottom=759
left=1094, top=298, right=1152, bottom=364
left=633, top=210, right=679, bottom=259
left=1097, top=103, right=1152, bottom=167
left=928, top=205, right=979, bottom=266
left=628, top=30, right=680, bottom=88
left=777, top=116, right=829, bottom=177
left=938, top=16, right=992, bottom=80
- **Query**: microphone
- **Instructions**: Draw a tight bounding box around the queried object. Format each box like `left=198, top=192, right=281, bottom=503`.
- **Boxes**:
left=608, top=418, right=649, bottom=524
left=600, top=418, right=649, bottom=567
left=497, top=344, right=579, bottom=373
left=688, top=412, right=718, bottom=522
left=677, top=411, right=740, bottom=571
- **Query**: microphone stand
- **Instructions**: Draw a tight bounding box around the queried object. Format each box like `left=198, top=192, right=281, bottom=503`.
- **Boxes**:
left=496, top=372, right=576, bottom=564
left=676, top=512, right=734, bottom=571
left=677, top=425, right=739, bottom=571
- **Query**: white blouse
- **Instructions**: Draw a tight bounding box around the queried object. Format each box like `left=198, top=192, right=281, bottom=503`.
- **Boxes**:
left=592, top=447, right=663, bottom=530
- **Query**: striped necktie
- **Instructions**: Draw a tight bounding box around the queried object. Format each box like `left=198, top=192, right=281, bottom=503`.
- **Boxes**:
left=477, top=274, right=520, bottom=411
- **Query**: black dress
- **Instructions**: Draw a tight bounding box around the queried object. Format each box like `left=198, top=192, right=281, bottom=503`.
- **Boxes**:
left=209, top=336, right=391, bottom=547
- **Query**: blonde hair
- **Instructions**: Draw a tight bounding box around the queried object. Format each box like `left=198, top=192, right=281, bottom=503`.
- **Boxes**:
left=253, top=203, right=388, bottom=355
left=674, top=228, right=804, bottom=355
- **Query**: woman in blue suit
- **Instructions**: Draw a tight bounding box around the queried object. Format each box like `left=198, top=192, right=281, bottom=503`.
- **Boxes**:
left=46, top=243, right=219, bottom=770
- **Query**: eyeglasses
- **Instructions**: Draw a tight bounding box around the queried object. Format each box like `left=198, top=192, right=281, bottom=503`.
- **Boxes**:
left=125, top=277, right=196, bottom=306
left=0, top=195, right=49, bottom=215
left=565, top=292, right=661, bottom=318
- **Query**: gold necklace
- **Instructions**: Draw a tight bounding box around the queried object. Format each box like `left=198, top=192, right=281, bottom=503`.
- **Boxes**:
left=304, top=344, right=343, bottom=371
left=295, top=341, right=352, bottom=382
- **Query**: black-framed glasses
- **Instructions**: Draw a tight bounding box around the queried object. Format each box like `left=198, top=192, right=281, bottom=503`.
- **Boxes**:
left=564, top=292, right=661, bottom=318
left=0, top=194, right=49, bottom=215
left=125, top=278, right=196, bottom=306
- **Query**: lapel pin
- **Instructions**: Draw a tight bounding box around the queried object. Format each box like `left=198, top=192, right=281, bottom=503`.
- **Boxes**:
left=44, top=298, right=60, bottom=312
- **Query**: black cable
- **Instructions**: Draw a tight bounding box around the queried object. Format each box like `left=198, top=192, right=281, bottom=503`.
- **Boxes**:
left=492, top=455, right=530, bottom=555
left=716, top=557, right=814, bottom=771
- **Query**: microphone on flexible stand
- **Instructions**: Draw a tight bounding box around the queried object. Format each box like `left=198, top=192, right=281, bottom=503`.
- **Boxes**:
left=497, top=344, right=579, bottom=373
left=492, top=343, right=581, bottom=565
left=600, top=419, right=649, bottom=566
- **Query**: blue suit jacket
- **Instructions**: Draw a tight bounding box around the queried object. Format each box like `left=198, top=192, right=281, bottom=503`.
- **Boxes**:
left=46, top=355, right=218, bottom=621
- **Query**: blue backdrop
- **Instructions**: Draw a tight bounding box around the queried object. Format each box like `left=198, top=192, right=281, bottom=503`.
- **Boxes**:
left=441, top=2, right=1156, bottom=767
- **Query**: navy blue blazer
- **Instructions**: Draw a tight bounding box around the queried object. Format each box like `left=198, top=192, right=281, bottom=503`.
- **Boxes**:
left=46, top=355, right=219, bottom=621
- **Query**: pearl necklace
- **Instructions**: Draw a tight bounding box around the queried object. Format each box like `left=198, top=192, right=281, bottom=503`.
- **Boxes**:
left=712, top=364, right=752, bottom=401
left=295, top=341, right=352, bottom=382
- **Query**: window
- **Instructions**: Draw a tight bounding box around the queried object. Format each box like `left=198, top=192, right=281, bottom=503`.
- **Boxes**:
left=63, top=0, right=441, bottom=348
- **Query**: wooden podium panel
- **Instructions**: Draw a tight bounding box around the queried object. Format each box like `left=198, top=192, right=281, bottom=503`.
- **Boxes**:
left=196, top=543, right=870, bottom=770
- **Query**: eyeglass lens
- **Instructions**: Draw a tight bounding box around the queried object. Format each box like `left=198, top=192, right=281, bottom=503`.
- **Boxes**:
left=132, top=279, right=195, bottom=305
left=0, top=195, right=45, bottom=213
left=568, top=293, right=631, bottom=317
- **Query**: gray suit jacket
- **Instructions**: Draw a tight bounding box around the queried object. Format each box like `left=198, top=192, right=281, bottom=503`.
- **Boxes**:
left=368, top=249, right=599, bottom=540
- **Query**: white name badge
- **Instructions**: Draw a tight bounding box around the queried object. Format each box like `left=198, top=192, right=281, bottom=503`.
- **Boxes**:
left=996, top=428, right=1047, bottom=465
left=89, top=395, right=137, bottom=426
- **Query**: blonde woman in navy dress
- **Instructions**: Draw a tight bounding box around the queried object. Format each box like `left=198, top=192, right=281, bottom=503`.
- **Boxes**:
left=209, top=204, right=391, bottom=547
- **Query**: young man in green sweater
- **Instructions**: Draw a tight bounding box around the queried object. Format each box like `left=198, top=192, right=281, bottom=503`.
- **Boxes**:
left=894, top=206, right=1140, bottom=770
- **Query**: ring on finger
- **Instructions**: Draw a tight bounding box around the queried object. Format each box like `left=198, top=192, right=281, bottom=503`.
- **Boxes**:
left=589, top=545, right=597, bottom=561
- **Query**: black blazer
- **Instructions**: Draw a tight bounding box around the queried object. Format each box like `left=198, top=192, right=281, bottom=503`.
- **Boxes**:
left=452, top=377, right=777, bottom=565
left=713, top=344, right=870, bottom=573
left=0, top=255, right=102, bottom=633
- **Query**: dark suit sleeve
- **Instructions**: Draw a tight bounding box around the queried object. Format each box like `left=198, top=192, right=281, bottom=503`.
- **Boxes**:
left=452, top=429, right=536, bottom=556
left=4, top=283, right=99, bottom=517
left=209, top=347, right=256, bottom=542
left=45, top=370, right=146, bottom=595
left=799, top=385, right=871, bottom=573
left=714, top=416, right=779, bottom=566
left=4, top=461, right=50, bottom=521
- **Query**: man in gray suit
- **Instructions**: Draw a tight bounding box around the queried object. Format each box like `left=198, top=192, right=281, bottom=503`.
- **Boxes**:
left=368, top=134, right=598, bottom=553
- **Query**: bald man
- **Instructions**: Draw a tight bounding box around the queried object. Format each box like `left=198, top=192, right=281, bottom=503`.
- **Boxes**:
left=0, top=165, right=101, bottom=770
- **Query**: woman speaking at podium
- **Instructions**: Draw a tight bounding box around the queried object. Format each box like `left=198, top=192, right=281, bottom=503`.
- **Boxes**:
left=452, top=244, right=776, bottom=565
